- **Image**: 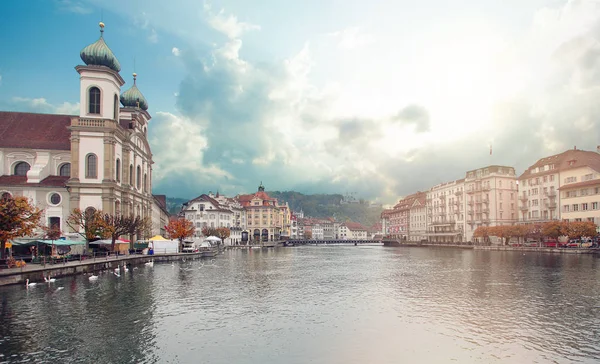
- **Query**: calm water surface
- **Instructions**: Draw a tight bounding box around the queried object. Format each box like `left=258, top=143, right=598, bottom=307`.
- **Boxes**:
left=1, top=246, right=600, bottom=363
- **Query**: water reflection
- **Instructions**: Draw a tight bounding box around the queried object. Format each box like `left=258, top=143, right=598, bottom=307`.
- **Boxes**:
left=1, top=247, right=600, bottom=363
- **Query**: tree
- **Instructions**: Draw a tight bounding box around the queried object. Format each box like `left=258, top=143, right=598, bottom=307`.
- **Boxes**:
left=305, top=230, right=312, bottom=240
left=42, top=225, right=62, bottom=240
left=564, top=221, right=597, bottom=240
left=541, top=221, right=565, bottom=241
left=100, top=214, right=132, bottom=252
left=472, top=226, right=490, bottom=244
left=489, top=225, right=512, bottom=245
left=0, top=195, right=43, bottom=259
left=512, top=224, right=530, bottom=245
left=66, top=208, right=104, bottom=251
left=201, top=226, right=218, bottom=237
left=216, top=227, right=231, bottom=245
left=166, top=218, right=195, bottom=251
left=125, top=215, right=153, bottom=249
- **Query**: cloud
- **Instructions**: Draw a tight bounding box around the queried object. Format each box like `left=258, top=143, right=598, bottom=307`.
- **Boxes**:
left=148, top=29, right=158, bottom=43
left=9, top=97, right=79, bottom=115
left=328, top=27, right=374, bottom=50
left=143, top=0, right=600, bottom=204
left=54, top=0, right=92, bottom=14
left=204, top=4, right=260, bottom=39
left=172, top=47, right=181, bottom=57
left=392, top=104, right=430, bottom=132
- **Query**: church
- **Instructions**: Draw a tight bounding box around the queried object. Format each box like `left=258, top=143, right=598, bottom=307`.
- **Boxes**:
left=0, top=22, right=169, bottom=238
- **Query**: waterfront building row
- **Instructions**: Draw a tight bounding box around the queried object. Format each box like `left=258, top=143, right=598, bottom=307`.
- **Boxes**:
left=383, top=147, right=600, bottom=243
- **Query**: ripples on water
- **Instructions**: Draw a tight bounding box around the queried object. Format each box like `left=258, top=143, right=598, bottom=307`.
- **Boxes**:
left=1, top=247, right=600, bottom=363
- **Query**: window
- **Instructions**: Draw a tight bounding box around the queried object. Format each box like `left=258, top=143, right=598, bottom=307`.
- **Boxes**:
left=594, top=202, right=599, bottom=210
left=573, top=204, right=579, bottom=211
left=113, top=94, right=119, bottom=120
left=85, top=154, right=97, bottom=178
left=543, top=176, right=547, bottom=183
left=14, top=162, right=30, bottom=176
left=563, top=205, right=570, bottom=212
left=49, top=193, right=61, bottom=205
left=49, top=217, right=61, bottom=230
left=583, top=203, right=589, bottom=211
left=115, top=159, right=120, bottom=182
left=143, top=173, right=147, bottom=192
left=135, top=166, right=142, bottom=190
left=115, top=200, right=121, bottom=215
left=129, top=165, right=134, bottom=185
left=59, top=163, right=71, bottom=177
left=89, top=87, right=101, bottom=114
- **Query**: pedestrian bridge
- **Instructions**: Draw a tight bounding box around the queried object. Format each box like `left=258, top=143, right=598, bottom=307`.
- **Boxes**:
left=283, top=240, right=381, bottom=246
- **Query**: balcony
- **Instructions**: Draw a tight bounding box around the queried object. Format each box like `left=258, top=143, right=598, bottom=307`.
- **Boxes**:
left=482, top=208, right=490, bottom=214
left=545, top=190, right=557, bottom=198
left=545, top=202, right=557, bottom=209
left=468, top=210, right=474, bottom=215
left=482, top=185, right=491, bottom=191
left=468, top=200, right=474, bottom=206
left=482, top=198, right=489, bottom=204
left=520, top=205, right=529, bottom=211
left=467, top=188, right=475, bottom=194
left=519, top=195, right=528, bottom=202
left=482, top=218, right=490, bottom=224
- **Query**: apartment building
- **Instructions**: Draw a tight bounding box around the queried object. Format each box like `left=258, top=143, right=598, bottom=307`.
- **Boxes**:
left=465, top=165, right=518, bottom=241
left=408, top=192, right=427, bottom=242
left=426, top=180, right=465, bottom=243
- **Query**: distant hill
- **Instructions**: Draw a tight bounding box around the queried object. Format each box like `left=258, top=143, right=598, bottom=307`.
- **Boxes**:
left=166, top=191, right=383, bottom=227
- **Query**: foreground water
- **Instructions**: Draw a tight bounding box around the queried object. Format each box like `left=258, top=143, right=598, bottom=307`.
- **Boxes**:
left=1, top=246, right=600, bottom=363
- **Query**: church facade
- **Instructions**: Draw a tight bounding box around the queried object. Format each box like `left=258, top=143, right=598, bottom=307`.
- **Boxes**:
left=0, top=22, right=165, bottom=238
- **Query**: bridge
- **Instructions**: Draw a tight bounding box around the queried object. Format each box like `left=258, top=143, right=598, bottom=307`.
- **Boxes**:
left=283, top=240, right=381, bottom=246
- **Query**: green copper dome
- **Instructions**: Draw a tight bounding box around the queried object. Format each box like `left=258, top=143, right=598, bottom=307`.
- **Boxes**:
left=120, top=73, right=149, bottom=111
left=80, top=22, right=121, bottom=72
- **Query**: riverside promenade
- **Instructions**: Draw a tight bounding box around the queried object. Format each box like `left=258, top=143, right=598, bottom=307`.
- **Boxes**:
left=0, top=252, right=204, bottom=287
left=382, top=240, right=600, bottom=254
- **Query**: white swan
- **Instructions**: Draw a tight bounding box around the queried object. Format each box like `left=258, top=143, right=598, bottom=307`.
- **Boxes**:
left=113, top=270, right=121, bottom=277
left=25, top=279, right=37, bottom=287
left=56, top=287, right=64, bottom=291
left=145, top=260, right=154, bottom=267
left=123, top=265, right=129, bottom=272
left=89, top=274, right=99, bottom=281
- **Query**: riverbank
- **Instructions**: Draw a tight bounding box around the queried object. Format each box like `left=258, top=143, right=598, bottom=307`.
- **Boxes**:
left=382, top=240, right=599, bottom=254
left=0, top=252, right=205, bottom=287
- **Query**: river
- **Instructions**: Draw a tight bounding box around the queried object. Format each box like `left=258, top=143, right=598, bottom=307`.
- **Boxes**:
left=1, top=246, right=600, bottom=363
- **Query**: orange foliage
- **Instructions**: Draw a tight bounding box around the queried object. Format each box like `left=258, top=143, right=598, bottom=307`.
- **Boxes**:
left=165, top=218, right=195, bottom=244
left=0, top=195, right=43, bottom=259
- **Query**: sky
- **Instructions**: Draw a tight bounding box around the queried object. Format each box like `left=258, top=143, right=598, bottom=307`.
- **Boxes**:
left=1, top=0, right=600, bottom=204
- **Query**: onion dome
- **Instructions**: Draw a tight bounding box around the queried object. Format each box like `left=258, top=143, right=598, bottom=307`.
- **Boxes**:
left=80, top=22, right=121, bottom=72
left=120, top=73, right=149, bottom=110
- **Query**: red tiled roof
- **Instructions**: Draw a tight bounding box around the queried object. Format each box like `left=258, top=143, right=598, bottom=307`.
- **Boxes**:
left=344, top=222, right=367, bottom=231
left=0, top=175, right=69, bottom=187
left=0, top=112, right=72, bottom=150
left=519, top=149, right=600, bottom=179
left=557, top=179, right=600, bottom=190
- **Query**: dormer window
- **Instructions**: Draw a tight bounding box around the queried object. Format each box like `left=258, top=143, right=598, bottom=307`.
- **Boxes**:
left=89, top=87, right=101, bottom=114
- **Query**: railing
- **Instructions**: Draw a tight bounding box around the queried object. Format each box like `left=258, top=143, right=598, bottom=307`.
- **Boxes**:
left=545, top=202, right=557, bottom=209
left=520, top=205, right=529, bottom=211
left=482, top=186, right=491, bottom=191
left=75, top=118, right=114, bottom=128
left=482, top=208, right=490, bottom=213
left=468, top=201, right=474, bottom=206
left=455, top=190, right=463, bottom=196
left=519, top=195, right=528, bottom=202
left=545, top=191, right=557, bottom=198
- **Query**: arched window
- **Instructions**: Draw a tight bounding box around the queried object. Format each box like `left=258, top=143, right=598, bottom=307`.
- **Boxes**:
left=59, top=163, right=71, bottom=177
left=136, top=166, right=141, bottom=189
left=84, top=206, right=96, bottom=218
left=115, top=159, right=121, bottom=182
left=113, top=94, right=119, bottom=120
left=14, top=162, right=30, bottom=176
left=143, top=173, right=147, bottom=193
left=88, top=87, right=101, bottom=114
left=129, top=164, right=134, bottom=185
left=85, top=154, right=97, bottom=178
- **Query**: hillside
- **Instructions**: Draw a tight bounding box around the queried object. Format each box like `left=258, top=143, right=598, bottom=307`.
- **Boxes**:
left=166, top=191, right=383, bottom=227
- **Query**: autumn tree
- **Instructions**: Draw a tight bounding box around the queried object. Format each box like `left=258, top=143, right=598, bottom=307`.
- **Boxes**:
left=123, top=215, right=152, bottom=249
left=166, top=218, right=195, bottom=251
left=305, top=231, right=313, bottom=240
left=489, top=225, right=513, bottom=246
left=42, top=225, right=62, bottom=240
left=512, top=224, right=530, bottom=245
left=541, top=221, right=565, bottom=241
left=472, top=226, right=490, bottom=244
left=216, top=227, right=231, bottom=245
left=564, top=221, right=597, bottom=240
left=0, top=195, right=43, bottom=259
left=66, top=208, right=105, bottom=251
left=201, top=226, right=218, bottom=237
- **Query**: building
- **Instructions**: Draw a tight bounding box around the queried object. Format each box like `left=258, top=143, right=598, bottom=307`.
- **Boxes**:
left=237, top=182, right=288, bottom=242
left=545, top=148, right=600, bottom=224
left=427, top=180, right=465, bottom=243
left=517, top=148, right=600, bottom=223
left=465, top=165, right=518, bottom=241
left=408, top=192, right=427, bottom=242
left=180, top=193, right=237, bottom=240
left=380, top=209, right=392, bottom=237
left=0, top=22, right=156, bottom=240
left=338, top=222, right=368, bottom=240
left=152, top=195, right=170, bottom=237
